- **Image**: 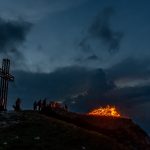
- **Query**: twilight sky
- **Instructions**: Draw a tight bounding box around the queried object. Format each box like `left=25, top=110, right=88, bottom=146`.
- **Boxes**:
left=0, top=0, right=150, bottom=133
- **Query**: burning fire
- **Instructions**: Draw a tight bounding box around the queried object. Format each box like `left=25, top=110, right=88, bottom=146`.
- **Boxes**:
left=88, top=105, right=121, bottom=117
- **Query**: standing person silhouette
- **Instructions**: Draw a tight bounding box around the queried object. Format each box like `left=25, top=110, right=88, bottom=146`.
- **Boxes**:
left=33, top=101, right=37, bottom=111
left=42, top=98, right=47, bottom=110
left=37, top=99, right=42, bottom=111
left=64, top=104, right=68, bottom=111
left=13, top=98, right=21, bottom=111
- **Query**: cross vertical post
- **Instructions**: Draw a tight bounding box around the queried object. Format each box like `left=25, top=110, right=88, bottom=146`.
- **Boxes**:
left=0, top=59, right=14, bottom=111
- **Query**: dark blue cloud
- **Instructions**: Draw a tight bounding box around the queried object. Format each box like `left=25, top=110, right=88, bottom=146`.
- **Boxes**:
left=8, top=66, right=114, bottom=107
left=79, top=7, right=123, bottom=54
left=106, top=57, right=150, bottom=80
left=0, top=18, right=32, bottom=58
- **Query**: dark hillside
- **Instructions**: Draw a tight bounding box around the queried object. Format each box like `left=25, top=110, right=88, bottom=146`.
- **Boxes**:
left=0, top=111, right=127, bottom=150
left=0, top=111, right=149, bottom=150
left=41, top=109, right=150, bottom=150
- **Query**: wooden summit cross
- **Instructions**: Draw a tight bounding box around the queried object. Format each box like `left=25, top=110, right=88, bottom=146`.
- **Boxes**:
left=0, top=59, right=14, bottom=111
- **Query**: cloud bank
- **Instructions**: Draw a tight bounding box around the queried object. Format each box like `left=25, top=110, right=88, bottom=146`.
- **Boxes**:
left=0, top=0, right=88, bottom=22
left=79, top=7, right=123, bottom=54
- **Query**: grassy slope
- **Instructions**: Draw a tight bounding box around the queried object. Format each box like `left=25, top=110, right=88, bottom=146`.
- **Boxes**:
left=0, top=111, right=127, bottom=150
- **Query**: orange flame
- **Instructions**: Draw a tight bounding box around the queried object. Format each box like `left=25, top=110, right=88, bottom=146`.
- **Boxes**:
left=88, top=105, right=121, bottom=117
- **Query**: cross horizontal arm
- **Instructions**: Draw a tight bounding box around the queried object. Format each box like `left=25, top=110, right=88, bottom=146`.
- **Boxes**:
left=0, top=68, right=14, bottom=81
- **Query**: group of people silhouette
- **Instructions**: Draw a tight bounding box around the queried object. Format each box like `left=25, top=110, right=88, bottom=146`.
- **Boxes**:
left=33, top=99, right=47, bottom=111
left=12, top=98, right=68, bottom=112
left=33, top=99, right=68, bottom=112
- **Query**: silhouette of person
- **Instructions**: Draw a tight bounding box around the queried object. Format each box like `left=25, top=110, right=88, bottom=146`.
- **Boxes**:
left=42, top=98, right=47, bottom=109
left=37, top=99, right=42, bottom=111
left=33, top=101, right=37, bottom=111
left=64, top=104, right=68, bottom=111
left=13, top=98, right=21, bottom=111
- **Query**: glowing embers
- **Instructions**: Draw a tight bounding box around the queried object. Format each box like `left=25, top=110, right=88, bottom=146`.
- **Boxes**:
left=88, top=105, right=121, bottom=117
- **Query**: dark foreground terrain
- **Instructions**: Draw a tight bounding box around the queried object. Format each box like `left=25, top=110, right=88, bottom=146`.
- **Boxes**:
left=0, top=110, right=149, bottom=150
